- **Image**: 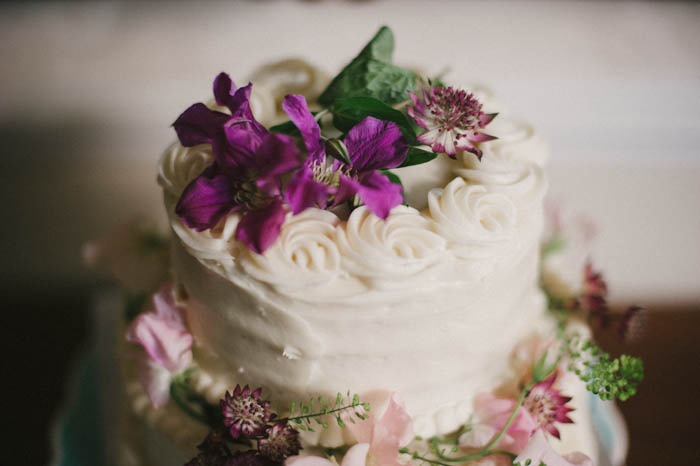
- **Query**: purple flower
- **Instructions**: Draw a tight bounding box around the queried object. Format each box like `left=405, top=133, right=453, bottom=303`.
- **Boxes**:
left=407, top=85, right=496, bottom=159
left=220, top=385, right=274, bottom=440
left=282, top=94, right=408, bottom=219
left=523, top=373, right=574, bottom=439
left=173, top=73, right=267, bottom=165
left=258, top=422, right=301, bottom=462
left=175, top=131, right=300, bottom=254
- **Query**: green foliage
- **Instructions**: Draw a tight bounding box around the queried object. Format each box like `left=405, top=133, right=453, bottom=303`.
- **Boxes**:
left=332, top=96, right=417, bottom=143
left=565, top=336, right=644, bottom=402
left=286, top=391, right=369, bottom=432
left=541, top=234, right=567, bottom=258
left=318, top=26, right=418, bottom=107
left=169, top=370, right=221, bottom=427
left=400, top=147, right=438, bottom=168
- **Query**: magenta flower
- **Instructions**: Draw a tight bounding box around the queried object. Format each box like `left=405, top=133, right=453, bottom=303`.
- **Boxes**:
left=126, top=283, right=193, bottom=408
left=220, top=385, right=274, bottom=440
left=173, top=73, right=267, bottom=165
left=258, top=422, right=301, bottom=462
left=407, top=85, right=496, bottom=159
left=282, top=94, right=408, bottom=219
left=523, top=373, right=574, bottom=439
left=175, top=131, right=300, bottom=254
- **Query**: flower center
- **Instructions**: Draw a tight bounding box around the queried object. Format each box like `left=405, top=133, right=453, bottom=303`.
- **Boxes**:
left=312, top=157, right=344, bottom=188
left=429, top=86, right=484, bottom=133
left=233, top=177, right=271, bottom=210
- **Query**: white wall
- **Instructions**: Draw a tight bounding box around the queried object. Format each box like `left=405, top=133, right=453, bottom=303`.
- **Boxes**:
left=1, top=1, right=698, bottom=303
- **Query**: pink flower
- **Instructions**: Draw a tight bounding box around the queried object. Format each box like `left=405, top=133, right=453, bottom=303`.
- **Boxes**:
left=126, top=283, right=193, bottom=408
left=286, top=392, right=413, bottom=466
left=407, top=85, right=496, bottom=159
left=523, top=374, right=574, bottom=439
left=461, top=393, right=538, bottom=454
left=514, top=430, right=593, bottom=466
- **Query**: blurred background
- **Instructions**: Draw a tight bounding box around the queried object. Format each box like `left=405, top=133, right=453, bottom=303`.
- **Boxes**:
left=1, top=1, right=698, bottom=464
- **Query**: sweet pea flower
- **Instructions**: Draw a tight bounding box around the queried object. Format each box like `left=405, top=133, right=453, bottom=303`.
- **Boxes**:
left=514, top=430, right=593, bottom=466
left=407, top=85, right=496, bottom=159
left=282, top=94, right=408, bottom=219
left=286, top=392, right=413, bottom=466
left=460, top=393, right=538, bottom=454
left=126, top=283, right=193, bottom=408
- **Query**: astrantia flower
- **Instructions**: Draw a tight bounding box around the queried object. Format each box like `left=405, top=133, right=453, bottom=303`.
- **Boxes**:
left=523, top=373, right=574, bottom=439
left=283, top=94, right=408, bottom=219
left=258, top=422, right=301, bottom=462
left=126, top=283, right=193, bottom=409
left=579, top=261, right=610, bottom=328
left=408, top=85, right=496, bottom=159
left=220, top=385, right=274, bottom=439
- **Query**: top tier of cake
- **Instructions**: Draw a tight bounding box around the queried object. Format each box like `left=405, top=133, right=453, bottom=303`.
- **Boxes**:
left=156, top=79, right=552, bottom=446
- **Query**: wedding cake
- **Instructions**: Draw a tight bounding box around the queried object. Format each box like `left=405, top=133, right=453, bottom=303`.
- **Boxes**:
left=98, top=27, right=643, bottom=466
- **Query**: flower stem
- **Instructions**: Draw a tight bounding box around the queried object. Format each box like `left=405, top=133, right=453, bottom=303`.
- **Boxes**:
left=277, top=402, right=360, bottom=424
left=430, top=385, right=531, bottom=463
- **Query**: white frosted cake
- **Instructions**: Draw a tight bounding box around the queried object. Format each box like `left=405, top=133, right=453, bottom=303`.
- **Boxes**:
left=100, top=27, right=643, bottom=466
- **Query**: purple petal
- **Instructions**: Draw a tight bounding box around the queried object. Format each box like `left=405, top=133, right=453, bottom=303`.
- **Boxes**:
left=469, top=132, right=497, bottom=143
left=254, top=133, right=301, bottom=196
left=255, top=133, right=301, bottom=177
left=217, top=124, right=264, bottom=170
left=175, top=165, right=239, bottom=231
left=282, top=94, right=324, bottom=162
left=344, top=117, right=408, bottom=172
left=173, top=103, right=230, bottom=147
left=285, top=164, right=331, bottom=214
left=235, top=198, right=287, bottom=254
left=334, top=173, right=359, bottom=207
left=480, top=112, right=498, bottom=126
left=213, top=72, right=236, bottom=109
left=341, top=171, right=402, bottom=219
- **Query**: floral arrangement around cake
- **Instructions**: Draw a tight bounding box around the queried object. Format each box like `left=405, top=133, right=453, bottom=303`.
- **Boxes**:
left=85, top=27, right=645, bottom=466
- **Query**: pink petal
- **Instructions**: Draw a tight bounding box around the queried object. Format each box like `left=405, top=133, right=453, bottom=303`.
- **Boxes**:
left=139, top=357, right=173, bottom=409
left=368, top=425, right=399, bottom=466
left=473, top=393, right=538, bottom=453
left=377, top=392, right=413, bottom=447
left=126, top=284, right=193, bottom=373
left=341, top=444, right=370, bottom=466
left=514, top=430, right=593, bottom=466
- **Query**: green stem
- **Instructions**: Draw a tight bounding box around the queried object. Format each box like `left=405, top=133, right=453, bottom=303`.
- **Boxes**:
left=169, top=383, right=212, bottom=426
left=431, top=385, right=530, bottom=463
left=277, top=403, right=360, bottom=424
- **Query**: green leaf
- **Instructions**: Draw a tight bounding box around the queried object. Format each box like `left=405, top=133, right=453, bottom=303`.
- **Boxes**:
left=379, top=169, right=403, bottom=187
left=399, top=147, right=438, bottom=168
left=332, top=96, right=417, bottom=142
left=318, top=26, right=417, bottom=107
left=325, top=138, right=352, bottom=165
